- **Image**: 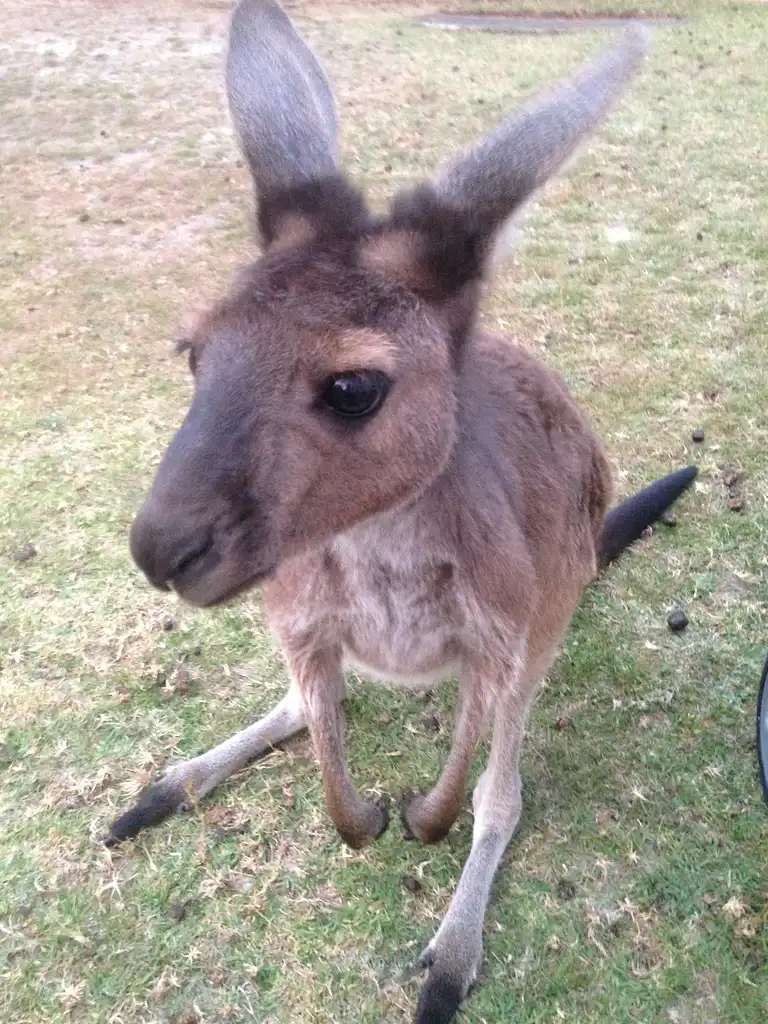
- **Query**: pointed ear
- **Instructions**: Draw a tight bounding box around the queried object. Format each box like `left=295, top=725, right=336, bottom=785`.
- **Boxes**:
left=226, top=0, right=368, bottom=250
left=361, top=28, right=648, bottom=298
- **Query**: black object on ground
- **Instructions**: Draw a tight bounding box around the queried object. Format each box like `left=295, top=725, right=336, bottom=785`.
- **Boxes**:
left=667, top=607, right=689, bottom=633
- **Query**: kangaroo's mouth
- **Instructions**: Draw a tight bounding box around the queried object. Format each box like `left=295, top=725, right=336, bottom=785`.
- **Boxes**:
left=161, top=535, right=220, bottom=594
left=168, top=563, right=277, bottom=608
left=130, top=493, right=277, bottom=609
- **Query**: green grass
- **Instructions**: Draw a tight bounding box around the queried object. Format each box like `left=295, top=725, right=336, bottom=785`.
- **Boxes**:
left=1, top=1, right=767, bottom=1021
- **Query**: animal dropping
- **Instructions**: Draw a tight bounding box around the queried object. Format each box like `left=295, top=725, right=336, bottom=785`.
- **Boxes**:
left=667, top=607, right=689, bottom=633
left=12, top=543, right=37, bottom=562
left=106, top=4, right=696, bottom=1021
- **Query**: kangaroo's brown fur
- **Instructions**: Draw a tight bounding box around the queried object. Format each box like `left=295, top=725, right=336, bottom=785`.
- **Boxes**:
left=108, top=5, right=696, bottom=1020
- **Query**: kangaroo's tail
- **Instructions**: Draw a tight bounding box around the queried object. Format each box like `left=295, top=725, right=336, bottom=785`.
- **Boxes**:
left=597, top=466, right=698, bottom=571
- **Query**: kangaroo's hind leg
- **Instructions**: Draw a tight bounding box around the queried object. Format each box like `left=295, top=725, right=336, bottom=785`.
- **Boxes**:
left=414, top=650, right=553, bottom=1023
left=106, top=683, right=308, bottom=845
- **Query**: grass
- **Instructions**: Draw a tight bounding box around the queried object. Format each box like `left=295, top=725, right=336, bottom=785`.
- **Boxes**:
left=1, top=0, right=767, bottom=1021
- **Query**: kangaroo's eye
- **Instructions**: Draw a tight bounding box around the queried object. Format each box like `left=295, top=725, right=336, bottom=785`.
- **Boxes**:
left=320, top=370, right=391, bottom=419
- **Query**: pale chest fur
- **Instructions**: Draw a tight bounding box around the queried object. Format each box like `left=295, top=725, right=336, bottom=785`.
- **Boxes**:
left=271, top=511, right=464, bottom=689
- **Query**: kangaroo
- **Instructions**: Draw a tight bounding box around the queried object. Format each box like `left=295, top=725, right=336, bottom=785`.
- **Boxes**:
left=108, top=3, right=696, bottom=1020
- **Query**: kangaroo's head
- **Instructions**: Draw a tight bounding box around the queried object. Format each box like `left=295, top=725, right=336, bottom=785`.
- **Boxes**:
left=130, top=0, right=647, bottom=607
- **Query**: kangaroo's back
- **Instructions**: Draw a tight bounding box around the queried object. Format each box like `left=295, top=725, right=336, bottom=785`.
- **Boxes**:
left=455, top=330, right=612, bottom=580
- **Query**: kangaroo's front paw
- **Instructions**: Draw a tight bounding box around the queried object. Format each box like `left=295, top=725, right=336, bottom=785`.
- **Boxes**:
left=401, top=789, right=453, bottom=845
left=335, top=793, right=390, bottom=849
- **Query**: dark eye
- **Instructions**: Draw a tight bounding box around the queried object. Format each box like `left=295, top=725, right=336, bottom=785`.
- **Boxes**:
left=320, top=370, right=390, bottom=419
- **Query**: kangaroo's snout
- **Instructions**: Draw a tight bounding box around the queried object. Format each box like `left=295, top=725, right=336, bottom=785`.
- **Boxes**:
left=129, top=502, right=215, bottom=593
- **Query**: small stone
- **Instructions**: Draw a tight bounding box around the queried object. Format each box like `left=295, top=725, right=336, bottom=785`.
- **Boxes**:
left=421, top=714, right=440, bottom=734
left=163, top=619, right=176, bottom=632
left=116, top=686, right=131, bottom=704
left=402, top=874, right=422, bottom=894
left=641, top=526, right=653, bottom=540
left=192, top=646, right=202, bottom=657
left=722, top=468, right=741, bottom=488
left=696, top=230, right=703, bottom=241
left=169, top=901, right=188, bottom=923
left=12, top=544, right=37, bottom=562
left=78, top=211, right=90, bottom=223
left=691, top=428, right=705, bottom=443
left=18, top=903, right=33, bottom=918
left=727, top=495, right=744, bottom=512
left=667, top=607, right=689, bottom=633
left=660, top=510, right=677, bottom=527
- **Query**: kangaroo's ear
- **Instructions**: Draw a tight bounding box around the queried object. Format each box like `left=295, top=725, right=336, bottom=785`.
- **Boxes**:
left=361, top=28, right=648, bottom=309
left=227, top=0, right=368, bottom=250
